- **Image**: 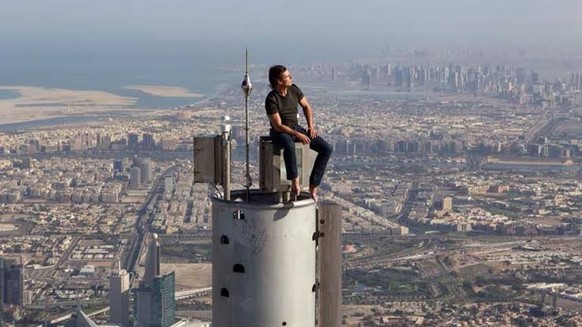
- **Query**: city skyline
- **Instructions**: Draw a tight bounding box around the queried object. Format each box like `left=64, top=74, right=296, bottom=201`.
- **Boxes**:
left=2, top=1, right=582, bottom=68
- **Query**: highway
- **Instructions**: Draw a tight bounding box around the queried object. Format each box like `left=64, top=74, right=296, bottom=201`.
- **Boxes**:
left=124, top=165, right=178, bottom=286
left=29, top=236, right=81, bottom=304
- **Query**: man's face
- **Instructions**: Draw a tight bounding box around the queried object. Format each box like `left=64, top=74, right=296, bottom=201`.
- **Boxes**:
left=279, top=70, right=293, bottom=87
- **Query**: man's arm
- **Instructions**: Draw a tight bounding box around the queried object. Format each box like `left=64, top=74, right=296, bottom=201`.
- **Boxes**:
left=268, top=113, right=310, bottom=144
left=299, top=96, right=318, bottom=139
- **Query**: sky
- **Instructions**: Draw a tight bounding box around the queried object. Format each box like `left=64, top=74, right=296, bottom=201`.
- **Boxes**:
left=1, top=0, right=582, bottom=67
left=0, top=0, right=582, bottom=53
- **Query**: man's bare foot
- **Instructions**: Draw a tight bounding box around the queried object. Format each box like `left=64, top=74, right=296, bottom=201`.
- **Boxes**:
left=291, top=178, right=300, bottom=195
left=309, top=185, right=318, bottom=202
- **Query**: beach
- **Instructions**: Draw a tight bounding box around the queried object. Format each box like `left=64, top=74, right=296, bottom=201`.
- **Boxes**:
left=0, top=86, right=138, bottom=125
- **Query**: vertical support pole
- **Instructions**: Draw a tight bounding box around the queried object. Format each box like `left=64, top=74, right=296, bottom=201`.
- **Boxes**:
left=222, top=132, right=231, bottom=201
left=245, top=93, right=250, bottom=200
left=317, top=203, right=342, bottom=327
left=241, top=48, right=253, bottom=201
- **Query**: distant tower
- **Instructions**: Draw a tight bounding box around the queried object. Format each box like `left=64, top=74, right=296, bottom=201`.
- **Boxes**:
left=113, top=160, right=124, bottom=173
left=150, top=272, right=176, bottom=326
left=3, top=260, right=24, bottom=306
left=142, top=133, right=155, bottom=150
left=143, top=234, right=160, bottom=283
left=0, top=258, right=5, bottom=325
left=109, top=262, right=130, bottom=327
left=129, top=167, right=141, bottom=189
left=164, top=176, right=175, bottom=199
left=139, top=159, right=152, bottom=185
left=128, top=133, right=139, bottom=149
left=135, top=234, right=177, bottom=327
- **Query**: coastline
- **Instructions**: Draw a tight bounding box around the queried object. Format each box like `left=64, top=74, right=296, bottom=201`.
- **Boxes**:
left=0, top=85, right=220, bottom=130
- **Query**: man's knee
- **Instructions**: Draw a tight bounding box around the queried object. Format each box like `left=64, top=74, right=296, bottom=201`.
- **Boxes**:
left=321, top=142, right=333, bottom=158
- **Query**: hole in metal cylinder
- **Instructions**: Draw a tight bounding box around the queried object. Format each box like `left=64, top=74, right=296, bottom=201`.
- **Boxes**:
left=233, top=264, right=245, bottom=273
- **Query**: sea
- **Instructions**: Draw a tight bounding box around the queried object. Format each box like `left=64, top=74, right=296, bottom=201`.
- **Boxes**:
left=0, top=42, right=247, bottom=131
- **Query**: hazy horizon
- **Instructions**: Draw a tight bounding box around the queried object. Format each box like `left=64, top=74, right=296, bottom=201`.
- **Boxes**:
left=2, top=1, right=582, bottom=62
left=1, top=0, right=582, bottom=91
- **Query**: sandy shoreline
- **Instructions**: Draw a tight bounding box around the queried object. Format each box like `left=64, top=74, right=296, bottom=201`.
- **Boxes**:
left=124, top=85, right=204, bottom=98
left=0, top=86, right=138, bottom=125
left=0, top=84, right=208, bottom=125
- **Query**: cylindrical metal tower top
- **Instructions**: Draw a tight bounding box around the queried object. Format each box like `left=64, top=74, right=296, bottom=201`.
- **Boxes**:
left=212, top=190, right=317, bottom=327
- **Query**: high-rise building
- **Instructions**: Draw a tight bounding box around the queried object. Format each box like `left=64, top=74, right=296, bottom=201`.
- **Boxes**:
left=128, top=133, right=139, bottom=149
left=113, top=160, right=124, bottom=173
left=442, top=197, right=453, bottom=212
left=0, top=258, right=24, bottom=307
left=132, top=156, right=141, bottom=168
left=129, top=167, right=141, bottom=189
left=142, top=133, right=155, bottom=150
left=164, top=176, right=175, bottom=199
left=97, top=134, right=112, bottom=149
left=135, top=274, right=176, bottom=327
left=0, top=258, right=4, bottom=324
left=135, top=234, right=177, bottom=327
left=151, top=272, right=176, bottom=326
left=139, top=159, right=152, bottom=185
left=109, top=263, right=130, bottom=327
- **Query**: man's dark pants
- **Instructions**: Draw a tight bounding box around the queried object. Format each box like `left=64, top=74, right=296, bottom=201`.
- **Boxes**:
left=270, top=126, right=333, bottom=187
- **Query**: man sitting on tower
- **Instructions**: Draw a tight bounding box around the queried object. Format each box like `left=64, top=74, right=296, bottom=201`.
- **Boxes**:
left=265, top=65, right=333, bottom=202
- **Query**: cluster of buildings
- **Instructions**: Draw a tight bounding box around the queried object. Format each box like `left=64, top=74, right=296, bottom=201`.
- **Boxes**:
left=304, top=58, right=582, bottom=107
left=406, top=171, right=582, bottom=235
left=152, top=168, right=211, bottom=235
left=74, top=234, right=206, bottom=327
left=0, top=106, right=228, bottom=157
left=0, top=130, right=192, bottom=155
left=346, top=301, right=582, bottom=326
left=0, top=156, right=157, bottom=204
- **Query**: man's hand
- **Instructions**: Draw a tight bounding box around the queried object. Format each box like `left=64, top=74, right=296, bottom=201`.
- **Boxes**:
left=295, top=132, right=311, bottom=144
left=307, top=127, right=318, bottom=139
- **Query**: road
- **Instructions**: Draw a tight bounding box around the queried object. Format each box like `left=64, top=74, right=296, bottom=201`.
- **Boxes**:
left=124, top=165, right=178, bottom=286
left=29, top=236, right=81, bottom=304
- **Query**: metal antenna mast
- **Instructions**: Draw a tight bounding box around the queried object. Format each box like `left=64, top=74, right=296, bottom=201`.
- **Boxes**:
left=241, top=48, right=253, bottom=199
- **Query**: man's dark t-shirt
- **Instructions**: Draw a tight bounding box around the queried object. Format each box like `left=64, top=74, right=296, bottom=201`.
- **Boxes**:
left=265, top=84, right=304, bottom=128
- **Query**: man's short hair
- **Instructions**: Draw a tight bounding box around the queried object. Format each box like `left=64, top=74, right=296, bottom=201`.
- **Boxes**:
left=269, top=65, right=287, bottom=89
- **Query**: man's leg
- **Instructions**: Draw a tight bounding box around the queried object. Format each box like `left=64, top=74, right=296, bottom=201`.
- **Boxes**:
left=270, top=129, right=300, bottom=193
left=307, top=133, right=333, bottom=201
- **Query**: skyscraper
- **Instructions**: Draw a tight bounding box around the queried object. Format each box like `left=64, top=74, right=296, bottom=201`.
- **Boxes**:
left=129, top=167, right=141, bottom=189
left=1, top=259, right=24, bottom=307
left=0, top=258, right=4, bottom=325
left=113, top=160, right=124, bottom=173
left=128, top=133, right=139, bottom=149
left=151, top=272, right=176, bottom=327
left=109, top=263, right=130, bottom=327
left=142, top=133, right=155, bottom=150
left=135, top=234, right=176, bottom=327
left=139, top=159, right=152, bottom=185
